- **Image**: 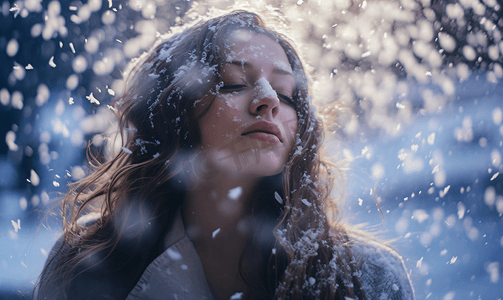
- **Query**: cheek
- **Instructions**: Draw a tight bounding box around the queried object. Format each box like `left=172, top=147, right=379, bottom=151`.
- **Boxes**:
left=282, top=110, right=299, bottom=145
left=198, top=99, right=244, bottom=146
left=217, top=97, right=245, bottom=123
left=219, top=94, right=246, bottom=120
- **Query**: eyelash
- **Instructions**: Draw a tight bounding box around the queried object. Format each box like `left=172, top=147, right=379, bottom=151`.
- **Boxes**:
left=220, top=85, right=296, bottom=107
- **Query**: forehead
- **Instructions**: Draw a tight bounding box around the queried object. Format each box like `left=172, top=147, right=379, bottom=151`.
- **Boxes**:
left=223, top=30, right=292, bottom=70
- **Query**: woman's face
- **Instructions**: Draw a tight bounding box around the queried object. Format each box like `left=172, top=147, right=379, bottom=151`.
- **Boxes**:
left=197, top=30, right=298, bottom=179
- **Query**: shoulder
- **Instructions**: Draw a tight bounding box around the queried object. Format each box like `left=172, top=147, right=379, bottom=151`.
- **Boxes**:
left=43, top=212, right=102, bottom=273
left=47, top=212, right=101, bottom=261
left=36, top=213, right=102, bottom=300
left=346, top=230, right=415, bottom=300
left=46, top=212, right=101, bottom=270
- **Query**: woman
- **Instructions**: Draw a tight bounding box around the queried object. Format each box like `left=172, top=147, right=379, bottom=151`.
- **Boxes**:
left=35, top=10, right=415, bottom=300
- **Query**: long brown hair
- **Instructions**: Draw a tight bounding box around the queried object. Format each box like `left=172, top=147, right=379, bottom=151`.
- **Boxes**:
left=35, top=10, right=364, bottom=300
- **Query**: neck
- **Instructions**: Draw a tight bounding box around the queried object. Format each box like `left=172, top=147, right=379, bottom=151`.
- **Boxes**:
left=181, top=172, right=259, bottom=299
left=182, top=172, right=259, bottom=243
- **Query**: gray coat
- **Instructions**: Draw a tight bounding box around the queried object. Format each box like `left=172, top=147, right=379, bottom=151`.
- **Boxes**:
left=41, top=210, right=415, bottom=300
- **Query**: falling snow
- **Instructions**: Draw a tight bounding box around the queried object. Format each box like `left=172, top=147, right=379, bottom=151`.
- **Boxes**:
left=227, top=186, right=242, bottom=200
left=212, top=228, right=221, bottom=239
left=1, top=0, right=502, bottom=299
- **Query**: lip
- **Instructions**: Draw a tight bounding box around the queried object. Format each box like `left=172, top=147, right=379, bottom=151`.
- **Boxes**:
left=241, top=121, right=284, bottom=143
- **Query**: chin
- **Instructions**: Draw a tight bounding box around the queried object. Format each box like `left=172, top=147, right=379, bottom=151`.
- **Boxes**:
left=244, top=164, right=284, bottom=178
left=244, top=146, right=286, bottom=169
left=205, top=147, right=288, bottom=179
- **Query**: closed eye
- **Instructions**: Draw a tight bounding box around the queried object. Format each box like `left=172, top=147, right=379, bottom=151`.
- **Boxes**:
left=221, top=84, right=296, bottom=109
left=221, top=85, right=246, bottom=90
left=278, top=93, right=296, bottom=108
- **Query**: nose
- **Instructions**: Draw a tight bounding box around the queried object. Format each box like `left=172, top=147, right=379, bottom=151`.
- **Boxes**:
left=249, top=77, right=280, bottom=119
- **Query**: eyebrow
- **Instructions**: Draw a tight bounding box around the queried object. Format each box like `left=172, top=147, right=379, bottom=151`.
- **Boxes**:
left=228, top=60, right=294, bottom=77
